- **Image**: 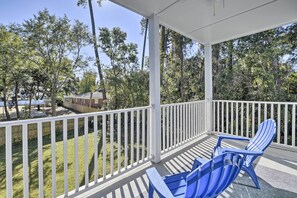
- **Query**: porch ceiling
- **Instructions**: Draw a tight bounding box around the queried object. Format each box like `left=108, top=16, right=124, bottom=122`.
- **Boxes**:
left=109, top=0, right=297, bottom=44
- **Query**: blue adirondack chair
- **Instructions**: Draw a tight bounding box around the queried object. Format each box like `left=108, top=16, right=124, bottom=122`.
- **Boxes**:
left=146, top=153, right=255, bottom=198
left=212, top=118, right=276, bottom=189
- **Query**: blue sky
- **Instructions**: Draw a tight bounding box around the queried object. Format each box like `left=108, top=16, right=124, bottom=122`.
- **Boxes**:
left=0, top=0, right=148, bottom=75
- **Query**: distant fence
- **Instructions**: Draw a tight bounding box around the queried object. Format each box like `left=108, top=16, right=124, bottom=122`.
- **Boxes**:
left=0, top=102, right=99, bottom=145
left=0, top=119, right=85, bottom=146
left=63, top=101, right=100, bottom=113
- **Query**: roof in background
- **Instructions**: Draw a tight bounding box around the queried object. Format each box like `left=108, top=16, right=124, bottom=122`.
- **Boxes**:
left=65, top=92, right=104, bottom=99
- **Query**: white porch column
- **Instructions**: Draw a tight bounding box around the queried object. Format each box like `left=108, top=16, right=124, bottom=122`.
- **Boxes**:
left=149, top=14, right=161, bottom=163
left=204, top=43, right=213, bottom=134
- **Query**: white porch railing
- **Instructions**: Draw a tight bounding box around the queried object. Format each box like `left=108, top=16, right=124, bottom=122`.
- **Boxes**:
left=212, top=100, right=297, bottom=148
left=2, top=101, right=207, bottom=198
left=4, top=99, right=295, bottom=197
left=2, top=106, right=152, bottom=198
left=161, top=100, right=207, bottom=153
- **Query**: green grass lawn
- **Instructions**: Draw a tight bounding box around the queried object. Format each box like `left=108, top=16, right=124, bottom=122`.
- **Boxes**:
left=0, top=126, right=129, bottom=198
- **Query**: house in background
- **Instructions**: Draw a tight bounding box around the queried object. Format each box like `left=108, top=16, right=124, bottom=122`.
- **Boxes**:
left=64, top=91, right=105, bottom=110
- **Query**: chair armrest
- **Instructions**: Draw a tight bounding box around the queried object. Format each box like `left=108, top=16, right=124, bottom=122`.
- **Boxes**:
left=223, top=148, right=263, bottom=157
left=216, top=135, right=250, bottom=147
left=146, top=168, right=174, bottom=198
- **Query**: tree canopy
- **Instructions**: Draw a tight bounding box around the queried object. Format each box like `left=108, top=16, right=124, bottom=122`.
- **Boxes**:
left=0, top=6, right=295, bottom=121
left=22, top=9, right=91, bottom=116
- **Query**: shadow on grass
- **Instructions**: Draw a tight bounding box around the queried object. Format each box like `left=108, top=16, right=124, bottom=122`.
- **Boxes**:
left=0, top=121, right=88, bottom=197
left=79, top=134, right=103, bottom=187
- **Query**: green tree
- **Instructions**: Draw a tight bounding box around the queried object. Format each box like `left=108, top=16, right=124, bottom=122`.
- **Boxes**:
left=212, top=24, right=296, bottom=102
left=286, top=72, right=297, bottom=101
left=77, top=0, right=107, bottom=100
left=11, top=61, right=30, bottom=118
left=22, top=10, right=90, bottom=116
left=99, top=27, right=138, bottom=109
left=8, top=24, right=41, bottom=118
left=160, top=29, right=202, bottom=103
left=78, top=70, right=97, bottom=94
left=0, top=25, right=24, bottom=120
left=78, top=70, right=97, bottom=107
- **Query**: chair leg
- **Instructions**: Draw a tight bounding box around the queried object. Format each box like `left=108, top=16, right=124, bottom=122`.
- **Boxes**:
left=242, top=165, right=261, bottom=189
left=148, top=183, right=154, bottom=198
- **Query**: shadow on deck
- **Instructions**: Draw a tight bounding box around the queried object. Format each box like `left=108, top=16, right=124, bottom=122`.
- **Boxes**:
left=74, top=134, right=297, bottom=198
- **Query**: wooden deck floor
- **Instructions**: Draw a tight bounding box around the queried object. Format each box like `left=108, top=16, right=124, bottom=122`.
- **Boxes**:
left=71, top=134, right=297, bottom=198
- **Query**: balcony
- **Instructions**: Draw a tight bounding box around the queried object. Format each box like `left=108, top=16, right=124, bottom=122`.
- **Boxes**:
left=1, top=100, right=296, bottom=197
left=1, top=1, right=297, bottom=197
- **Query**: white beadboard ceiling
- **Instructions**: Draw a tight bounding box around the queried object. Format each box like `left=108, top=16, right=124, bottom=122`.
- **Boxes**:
left=109, top=0, right=297, bottom=44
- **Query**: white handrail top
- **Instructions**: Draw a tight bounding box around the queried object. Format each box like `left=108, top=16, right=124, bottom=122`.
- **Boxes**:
left=213, top=100, right=297, bottom=105
left=0, top=105, right=152, bottom=127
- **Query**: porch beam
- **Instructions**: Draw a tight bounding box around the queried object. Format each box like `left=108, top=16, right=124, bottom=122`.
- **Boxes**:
left=149, top=14, right=161, bottom=163
left=204, top=43, right=213, bottom=134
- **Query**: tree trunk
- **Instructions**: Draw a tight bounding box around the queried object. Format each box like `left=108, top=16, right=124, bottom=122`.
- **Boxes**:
left=212, top=44, right=221, bottom=99
left=3, top=92, right=10, bottom=120
left=161, top=26, right=167, bottom=53
left=37, top=82, right=41, bottom=111
left=88, top=0, right=107, bottom=100
left=114, top=83, right=118, bottom=109
left=227, top=41, right=233, bottom=71
left=28, top=92, right=32, bottom=117
left=89, top=92, right=93, bottom=108
left=141, top=18, right=148, bottom=70
left=15, top=81, right=20, bottom=119
left=51, top=90, right=57, bottom=116
left=2, top=77, right=10, bottom=120
left=160, top=26, right=167, bottom=86
left=179, top=36, right=184, bottom=101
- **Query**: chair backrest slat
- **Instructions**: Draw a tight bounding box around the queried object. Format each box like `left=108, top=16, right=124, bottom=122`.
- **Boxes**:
left=205, top=159, right=225, bottom=196
left=217, top=155, right=242, bottom=195
left=245, top=119, right=276, bottom=166
left=185, top=153, right=243, bottom=197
